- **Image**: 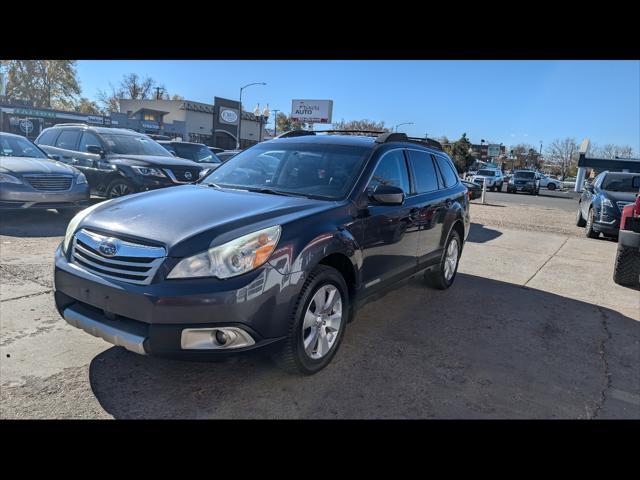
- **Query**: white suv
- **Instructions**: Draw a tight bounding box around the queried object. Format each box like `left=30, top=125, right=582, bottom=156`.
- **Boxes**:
left=471, top=168, right=504, bottom=192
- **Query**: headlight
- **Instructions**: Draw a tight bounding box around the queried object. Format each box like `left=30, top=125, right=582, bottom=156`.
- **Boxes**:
left=76, top=172, right=87, bottom=184
left=62, top=201, right=107, bottom=254
left=168, top=225, right=281, bottom=279
left=131, top=166, right=165, bottom=177
left=601, top=197, right=614, bottom=208
left=0, top=173, right=23, bottom=184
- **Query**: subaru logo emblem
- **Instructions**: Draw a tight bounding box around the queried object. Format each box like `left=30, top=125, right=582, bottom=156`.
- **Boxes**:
left=184, top=171, right=193, bottom=180
left=98, top=239, right=119, bottom=257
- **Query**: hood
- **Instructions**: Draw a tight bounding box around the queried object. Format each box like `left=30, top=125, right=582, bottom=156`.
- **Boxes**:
left=79, top=185, right=335, bottom=255
left=107, top=154, right=203, bottom=168
left=602, top=190, right=638, bottom=204
left=0, top=156, right=78, bottom=175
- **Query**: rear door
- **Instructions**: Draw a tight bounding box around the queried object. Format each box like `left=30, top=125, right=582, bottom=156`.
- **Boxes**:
left=43, top=128, right=82, bottom=166
left=406, top=149, right=447, bottom=267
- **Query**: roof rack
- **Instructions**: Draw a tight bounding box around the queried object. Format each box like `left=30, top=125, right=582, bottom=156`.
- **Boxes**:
left=406, top=136, right=444, bottom=151
left=275, top=130, right=316, bottom=138
left=274, top=129, right=443, bottom=151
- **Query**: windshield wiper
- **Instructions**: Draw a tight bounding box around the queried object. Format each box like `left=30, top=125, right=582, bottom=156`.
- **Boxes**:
left=244, top=187, right=300, bottom=197
left=206, top=182, right=222, bottom=189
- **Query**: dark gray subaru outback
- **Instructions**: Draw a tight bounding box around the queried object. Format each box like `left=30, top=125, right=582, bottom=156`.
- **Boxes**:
left=54, top=131, right=470, bottom=374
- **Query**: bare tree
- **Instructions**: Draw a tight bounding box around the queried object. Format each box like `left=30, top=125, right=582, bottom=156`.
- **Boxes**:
left=591, top=143, right=636, bottom=159
left=545, top=138, right=579, bottom=179
left=331, top=119, right=389, bottom=133
left=97, top=73, right=162, bottom=113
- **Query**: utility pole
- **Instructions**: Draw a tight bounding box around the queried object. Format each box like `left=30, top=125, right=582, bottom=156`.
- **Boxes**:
left=155, top=86, right=165, bottom=100
left=272, top=109, right=280, bottom=137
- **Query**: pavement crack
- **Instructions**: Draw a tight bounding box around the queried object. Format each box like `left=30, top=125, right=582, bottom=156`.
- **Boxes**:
left=522, top=236, right=570, bottom=287
left=0, top=289, right=53, bottom=303
left=591, top=306, right=613, bottom=419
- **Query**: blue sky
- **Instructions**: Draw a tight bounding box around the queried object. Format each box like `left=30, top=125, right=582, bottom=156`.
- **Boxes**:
left=77, top=60, right=640, bottom=151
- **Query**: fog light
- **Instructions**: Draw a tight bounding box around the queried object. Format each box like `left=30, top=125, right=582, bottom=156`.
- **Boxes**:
left=181, top=327, right=256, bottom=350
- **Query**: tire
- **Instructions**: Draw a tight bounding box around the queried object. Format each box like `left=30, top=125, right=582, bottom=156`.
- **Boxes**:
left=272, top=265, right=349, bottom=375
left=584, top=208, right=599, bottom=239
left=106, top=178, right=136, bottom=199
left=548, top=183, right=556, bottom=191
left=576, top=204, right=586, bottom=227
left=613, top=244, right=640, bottom=287
left=425, top=229, right=462, bottom=290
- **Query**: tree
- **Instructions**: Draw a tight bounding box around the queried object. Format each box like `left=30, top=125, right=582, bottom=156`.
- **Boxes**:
left=1, top=60, right=80, bottom=109
left=96, top=73, right=177, bottom=113
left=331, top=118, right=389, bottom=133
left=275, top=112, right=307, bottom=133
left=545, top=138, right=579, bottom=179
left=591, top=143, right=635, bottom=159
left=443, top=133, right=474, bottom=173
left=75, top=97, right=101, bottom=115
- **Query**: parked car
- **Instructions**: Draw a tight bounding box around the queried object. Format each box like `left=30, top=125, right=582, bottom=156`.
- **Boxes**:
left=461, top=180, right=482, bottom=200
left=562, top=176, right=577, bottom=189
left=613, top=192, right=640, bottom=287
left=208, top=146, right=225, bottom=154
left=576, top=171, right=640, bottom=239
left=35, top=125, right=204, bottom=199
left=217, top=150, right=242, bottom=162
left=469, top=168, right=504, bottom=192
left=54, top=131, right=469, bottom=374
left=537, top=173, right=563, bottom=191
left=158, top=140, right=223, bottom=171
left=0, top=132, right=90, bottom=214
left=146, top=134, right=172, bottom=141
left=507, top=170, right=540, bottom=195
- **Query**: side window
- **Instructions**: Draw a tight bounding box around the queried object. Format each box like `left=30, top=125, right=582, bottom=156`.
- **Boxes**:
left=367, top=150, right=410, bottom=194
left=54, top=130, right=81, bottom=150
left=407, top=150, right=439, bottom=193
left=35, top=129, right=59, bottom=146
left=434, top=155, right=460, bottom=188
left=78, top=132, right=102, bottom=152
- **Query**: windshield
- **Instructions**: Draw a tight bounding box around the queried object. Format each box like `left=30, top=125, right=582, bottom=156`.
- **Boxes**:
left=601, top=175, right=640, bottom=192
left=477, top=170, right=496, bottom=176
left=0, top=135, right=48, bottom=159
left=202, top=142, right=371, bottom=200
left=514, top=171, right=535, bottom=179
left=172, top=143, right=221, bottom=164
left=101, top=134, right=174, bottom=157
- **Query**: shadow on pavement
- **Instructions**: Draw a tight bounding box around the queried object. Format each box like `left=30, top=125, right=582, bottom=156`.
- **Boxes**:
left=88, top=273, right=639, bottom=419
left=0, top=199, right=102, bottom=238
left=467, top=223, right=502, bottom=243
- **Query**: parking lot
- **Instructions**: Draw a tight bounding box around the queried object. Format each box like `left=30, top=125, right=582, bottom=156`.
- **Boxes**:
left=1, top=194, right=639, bottom=419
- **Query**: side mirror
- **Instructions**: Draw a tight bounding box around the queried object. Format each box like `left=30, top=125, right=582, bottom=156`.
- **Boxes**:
left=370, top=185, right=405, bottom=205
left=87, top=145, right=105, bottom=157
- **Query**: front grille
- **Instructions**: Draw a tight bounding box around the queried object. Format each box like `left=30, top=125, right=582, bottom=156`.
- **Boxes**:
left=71, top=229, right=166, bottom=285
left=164, top=167, right=201, bottom=183
left=24, top=174, right=72, bottom=191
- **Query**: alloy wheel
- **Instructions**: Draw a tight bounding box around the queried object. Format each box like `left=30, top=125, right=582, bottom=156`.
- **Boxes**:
left=301, top=284, right=343, bottom=360
left=443, top=237, right=460, bottom=282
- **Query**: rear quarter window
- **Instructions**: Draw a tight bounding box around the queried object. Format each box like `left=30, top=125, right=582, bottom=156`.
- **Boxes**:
left=434, top=154, right=459, bottom=188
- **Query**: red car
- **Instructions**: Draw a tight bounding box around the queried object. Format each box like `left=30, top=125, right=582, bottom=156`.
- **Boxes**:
left=613, top=192, right=640, bottom=287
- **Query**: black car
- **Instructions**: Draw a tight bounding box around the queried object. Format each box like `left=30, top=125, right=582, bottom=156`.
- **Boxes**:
left=158, top=140, right=223, bottom=171
left=53, top=131, right=470, bottom=374
left=576, top=171, right=640, bottom=239
left=506, top=170, right=540, bottom=195
left=35, top=125, right=204, bottom=199
left=217, top=150, right=242, bottom=162
left=461, top=180, right=482, bottom=200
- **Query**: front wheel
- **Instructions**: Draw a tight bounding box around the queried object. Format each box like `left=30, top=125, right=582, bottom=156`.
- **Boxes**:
left=584, top=208, right=599, bottom=238
left=106, top=178, right=136, bottom=199
left=548, top=183, right=556, bottom=191
left=425, top=229, right=462, bottom=290
left=272, top=265, right=349, bottom=375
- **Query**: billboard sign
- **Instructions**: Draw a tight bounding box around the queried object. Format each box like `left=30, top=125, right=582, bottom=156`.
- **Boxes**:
left=219, top=108, right=239, bottom=125
left=487, top=144, right=501, bottom=158
left=291, top=99, right=333, bottom=124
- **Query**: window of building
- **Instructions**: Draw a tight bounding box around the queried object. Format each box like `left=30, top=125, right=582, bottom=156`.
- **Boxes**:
left=54, top=130, right=81, bottom=150
left=367, top=150, right=410, bottom=194
left=407, top=150, right=438, bottom=193
left=143, top=113, right=156, bottom=121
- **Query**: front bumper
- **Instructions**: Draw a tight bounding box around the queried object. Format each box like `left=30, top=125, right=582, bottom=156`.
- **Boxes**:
left=54, top=244, right=305, bottom=358
left=507, top=183, right=535, bottom=192
left=0, top=182, right=90, bottom=209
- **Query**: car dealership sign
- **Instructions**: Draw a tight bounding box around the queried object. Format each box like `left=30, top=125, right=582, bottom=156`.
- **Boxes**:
left=219, top=108, right=238, bottom=125
left=291, top=99, right=333, bottom=124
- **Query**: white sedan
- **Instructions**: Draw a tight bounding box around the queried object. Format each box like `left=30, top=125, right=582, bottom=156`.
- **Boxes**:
left=537, top=174, right=563, bottom=190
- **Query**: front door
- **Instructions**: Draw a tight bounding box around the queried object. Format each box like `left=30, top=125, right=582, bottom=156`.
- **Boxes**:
left=358, top=149, right=420, bottom=295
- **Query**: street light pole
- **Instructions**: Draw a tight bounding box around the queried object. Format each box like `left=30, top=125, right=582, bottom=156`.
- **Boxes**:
left=394, top=122, right=413, bottom=133
left=237, top=82, right=266, bottom=149
left=271, top=109, right=280, bottom=137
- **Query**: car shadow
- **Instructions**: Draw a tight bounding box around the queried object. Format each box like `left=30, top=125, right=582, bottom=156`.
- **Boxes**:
left=88, top=273, right=639, bottom=419
left=0, top=199, right=102, bottom=238
left=467, top=223, right=502, bottom=243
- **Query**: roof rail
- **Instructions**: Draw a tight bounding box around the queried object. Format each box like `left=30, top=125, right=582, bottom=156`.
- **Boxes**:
left=375, top=132, right=409, bottom=143
left=52, top=123, right=89, bottom=127
left=319, top=130, right=386, bottom=136
left=406, top=136, right=444, bottom=151
left=275, top=130, right=316, bottom=138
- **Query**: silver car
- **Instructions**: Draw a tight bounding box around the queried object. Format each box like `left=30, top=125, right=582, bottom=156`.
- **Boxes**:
left=0, top=132, right=90, bottom=214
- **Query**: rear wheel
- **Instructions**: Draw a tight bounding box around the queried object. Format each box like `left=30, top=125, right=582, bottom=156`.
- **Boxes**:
left=576, top=204, right=586, bottom=227
left=613, top=244, right=640, bottom=287
left=106, top=179, right=136, bottom=199
left=548, top=183, right=556, bottom=191
left=272, top=265, right=349, bottom=375
left=425, top=229, right=461, bottom=290
left=584, top=208, right=599, bottom=238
